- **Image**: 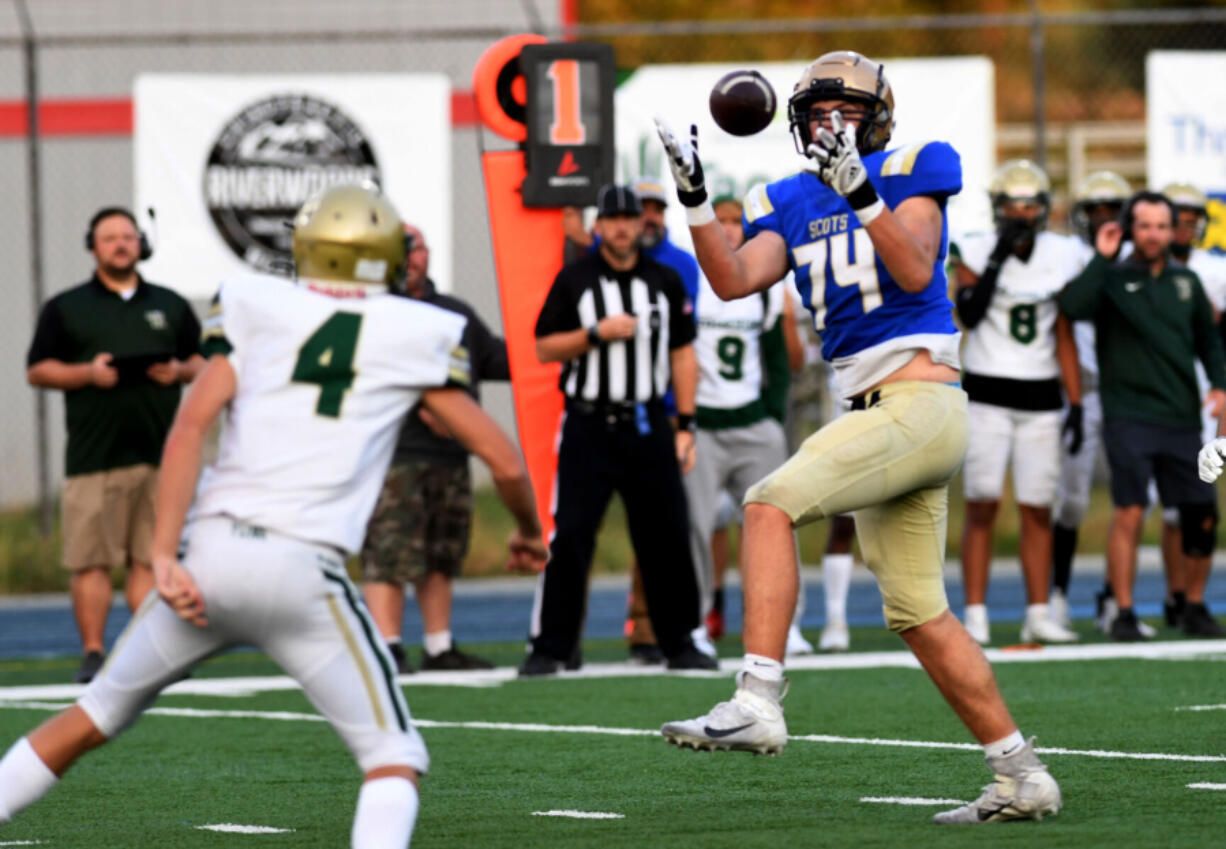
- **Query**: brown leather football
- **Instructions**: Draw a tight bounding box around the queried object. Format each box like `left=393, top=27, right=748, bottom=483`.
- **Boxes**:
left=709, top=70, right=776, bottom=137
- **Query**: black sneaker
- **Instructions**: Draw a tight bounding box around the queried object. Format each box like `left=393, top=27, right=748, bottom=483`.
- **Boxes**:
left=75, top=650, right=104, bottom=684
left=666, top=645, right=719, bottom=670
left=1110, top=608, right=1149, bottom=642
left=565, top=643, right=583, bottom=671
left=388, top=642, right=414, bottom=675
left=628, top=643, right=665, bottom=665
left=1181, top=602, right=1226, bottom=637
left=517, top=652, right=565, bottom=677
left=421, top=645, right=494, bottom=671
left=1165, top=593, right=1187, bottom=628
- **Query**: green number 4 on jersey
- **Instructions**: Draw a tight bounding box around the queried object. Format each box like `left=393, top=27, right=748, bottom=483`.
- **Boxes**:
left=292, top=312, right=363, bottom=417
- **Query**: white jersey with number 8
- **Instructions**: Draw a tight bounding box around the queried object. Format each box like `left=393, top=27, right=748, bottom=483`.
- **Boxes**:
left=190, top=273, right=469, bottom=554
left=954, top=230, right=1088, bottom=381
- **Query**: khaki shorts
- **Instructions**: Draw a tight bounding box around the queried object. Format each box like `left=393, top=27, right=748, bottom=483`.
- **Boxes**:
left=361, top=461, right=473, bottom=585
left=62, top=464, right=158, bottom=572
left=745, top=381, right=968, bottom=631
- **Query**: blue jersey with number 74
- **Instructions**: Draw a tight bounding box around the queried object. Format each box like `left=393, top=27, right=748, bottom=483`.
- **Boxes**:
left=742, top=140, right=962, bottom=363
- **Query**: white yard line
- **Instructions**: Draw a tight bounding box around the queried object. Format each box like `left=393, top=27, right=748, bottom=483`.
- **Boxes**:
left=2, top=700, right=1222, bottom=764
left=4, top=638, right=1224, bottom=703
left=1175, top=704, right=1226, bottom=711
left=532, top=810, right=624, bottom=819
left=1187, top=782, right=1226, bottom=790
left=195, top=824, right=294, bottom=834
left=860, top=796, right=965, bottom=806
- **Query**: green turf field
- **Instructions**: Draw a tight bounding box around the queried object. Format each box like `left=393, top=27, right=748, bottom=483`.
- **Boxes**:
left=2, top=629, right=1226, bottom=847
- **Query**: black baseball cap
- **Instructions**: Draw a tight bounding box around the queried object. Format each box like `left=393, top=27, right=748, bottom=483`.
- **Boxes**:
left=595, top=184, right=642, bottom=219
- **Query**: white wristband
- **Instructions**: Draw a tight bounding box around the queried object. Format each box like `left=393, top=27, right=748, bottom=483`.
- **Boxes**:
left=685, top=200, right=716, bottom=227
left=854, top=197, right=886, bottom=227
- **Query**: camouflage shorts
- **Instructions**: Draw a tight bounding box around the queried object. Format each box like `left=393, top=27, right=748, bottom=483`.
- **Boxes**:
left=361, top=460, right=473, bottom=584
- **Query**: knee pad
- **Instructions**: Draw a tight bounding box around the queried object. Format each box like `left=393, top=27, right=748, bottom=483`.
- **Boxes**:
left=1179, top=503, right=1218, bottom=558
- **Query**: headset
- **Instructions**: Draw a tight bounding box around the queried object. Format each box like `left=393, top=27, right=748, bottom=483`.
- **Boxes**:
left=1118, top=190, right=1179, bottom=244
left=84, top=206, right=154, bottom=261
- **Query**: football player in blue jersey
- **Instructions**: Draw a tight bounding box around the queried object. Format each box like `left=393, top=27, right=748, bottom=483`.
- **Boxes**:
left=655, top=51, right=1061, bottom=825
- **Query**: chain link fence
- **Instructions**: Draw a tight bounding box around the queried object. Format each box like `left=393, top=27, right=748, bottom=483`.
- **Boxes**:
left=3, top=2, right=1224, bottom=521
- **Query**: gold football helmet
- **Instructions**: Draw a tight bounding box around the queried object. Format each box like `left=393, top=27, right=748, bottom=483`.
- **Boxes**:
left=988, top=159, right=1051, bottom=231
left=292, top=184, right=405, bottom=288
left=1069, top=170, right=1130, bottom=243
left=1161, top=182, right=1209, bottom=242
left=788, top=50, right=894, bottom=155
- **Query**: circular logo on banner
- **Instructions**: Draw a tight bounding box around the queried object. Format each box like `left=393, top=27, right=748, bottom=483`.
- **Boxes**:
left=204, top=94, right=380, bottom=274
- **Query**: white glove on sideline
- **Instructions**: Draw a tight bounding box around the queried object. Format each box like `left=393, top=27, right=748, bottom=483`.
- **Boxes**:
left=1197, top=437, right=1226, bottom=483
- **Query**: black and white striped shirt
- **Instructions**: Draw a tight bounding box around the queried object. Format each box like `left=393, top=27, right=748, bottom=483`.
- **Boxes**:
left=535, top=252, right=696, bottom=404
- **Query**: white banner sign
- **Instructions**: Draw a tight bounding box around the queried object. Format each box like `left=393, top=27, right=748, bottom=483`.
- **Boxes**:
left=135, top=74, right=452, bottom=299
left=614, top=57, right=996, bottom=249
left=1147, top=51, right=1226, bottom=251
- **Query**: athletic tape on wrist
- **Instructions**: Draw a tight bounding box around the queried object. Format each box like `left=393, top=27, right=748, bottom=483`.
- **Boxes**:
left=854, top=197, right=885, bottom=226
left=686, top=201, right=716, bottom=227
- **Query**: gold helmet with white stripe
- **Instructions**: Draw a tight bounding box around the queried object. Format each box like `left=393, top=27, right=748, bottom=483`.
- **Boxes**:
left=1161, top=182, right=1209, bottom=243
left=292, top=184, right=405, bottom=290
left=1070, top=171, right=1130, bottom=243
left=989, top=159, right=1051, bottom=231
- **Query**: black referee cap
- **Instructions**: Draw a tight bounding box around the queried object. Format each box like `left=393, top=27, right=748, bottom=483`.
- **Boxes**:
left=595, top=184, right=642, bottom=219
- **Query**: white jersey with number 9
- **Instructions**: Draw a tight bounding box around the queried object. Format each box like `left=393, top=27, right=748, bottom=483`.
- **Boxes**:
left=190, top=273, right=470, bottom=554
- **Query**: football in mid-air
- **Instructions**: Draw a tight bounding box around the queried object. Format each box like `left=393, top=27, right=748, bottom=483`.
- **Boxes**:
left=709, top=70, right=777, bottom=136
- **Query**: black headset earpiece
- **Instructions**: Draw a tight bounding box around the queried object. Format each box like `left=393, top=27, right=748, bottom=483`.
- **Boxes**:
left=85, top=207, right=153, bottom=261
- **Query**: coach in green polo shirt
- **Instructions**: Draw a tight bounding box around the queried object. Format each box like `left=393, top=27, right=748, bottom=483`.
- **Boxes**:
left=26, top=207, right=203, bottom=683
left=1060, top=191, right=1226, bottom=642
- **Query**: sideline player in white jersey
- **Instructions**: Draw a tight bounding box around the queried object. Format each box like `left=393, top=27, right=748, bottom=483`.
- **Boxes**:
left=1049, top=171, right=1133, bottom=631
left=656, top=51, right=1062, bottom=825
left=0, top=186, right=548, bottom=848
left=951, top=160, right=1082, bottom=645
left=688, top=194, right=811, bottom=657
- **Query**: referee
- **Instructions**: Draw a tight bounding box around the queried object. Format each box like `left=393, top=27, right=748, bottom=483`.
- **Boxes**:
left=520, top=184, right=715, bottom=676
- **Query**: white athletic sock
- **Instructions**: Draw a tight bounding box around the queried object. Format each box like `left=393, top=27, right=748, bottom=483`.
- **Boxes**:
left=740, top=653, right=784, bottom=682
left=387, top=636, right=403, bottom=646
left=983, top=730, right=1025, bottom=760
left=822, top=553, right=853, bottom=623
left=1025, top=603, right=1050, bottom=620
left=0, top=738, right=59, bottom=822
left=423, top=630, right=452, bottom=657
left=351, top=776, right=419, bottom=849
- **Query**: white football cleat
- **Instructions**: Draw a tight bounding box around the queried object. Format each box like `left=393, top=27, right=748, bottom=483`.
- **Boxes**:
left=818, top=620, right=850, bottom=652
left=661, top=671, right=788, bottom=755
left=963, top=604, right=990, bottom=645
left=1048, top=588, right=1071, bottom=629
left=934, top=738, right=1062, bottom=825
left=1020, top=604, right=1079, bottom=644
left=786, top=624, right=814, bottom=656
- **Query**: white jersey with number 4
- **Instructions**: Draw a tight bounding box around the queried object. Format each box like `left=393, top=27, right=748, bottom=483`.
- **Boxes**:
left=695, top=275, right=784, bottom=409
left=190, top=273, right=469, bottom=554
left=955, top=230, right=1087, bottom=380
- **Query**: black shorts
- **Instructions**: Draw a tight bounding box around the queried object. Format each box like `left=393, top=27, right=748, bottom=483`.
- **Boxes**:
left=1102, top=418, right=1216, bottom=508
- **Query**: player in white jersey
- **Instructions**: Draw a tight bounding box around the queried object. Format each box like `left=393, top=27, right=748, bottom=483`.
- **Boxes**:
left=951, top=160, right=1082, bottom=645
left=0, top=186, right=547, bottom=848
left=688, top=195, right=811, bottom=656
left=1050, top=171, right=1132, bottom=632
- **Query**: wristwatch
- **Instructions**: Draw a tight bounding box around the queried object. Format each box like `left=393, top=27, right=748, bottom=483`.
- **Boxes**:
left=587, top=325, right=602, bottom=347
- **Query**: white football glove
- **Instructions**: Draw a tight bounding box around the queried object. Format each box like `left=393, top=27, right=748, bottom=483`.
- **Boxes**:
left=1198, top=437, right=1226, bottom=483
left=654, top=118, right=707, bottom=208
left=804, top=110, right=867, bottom=197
